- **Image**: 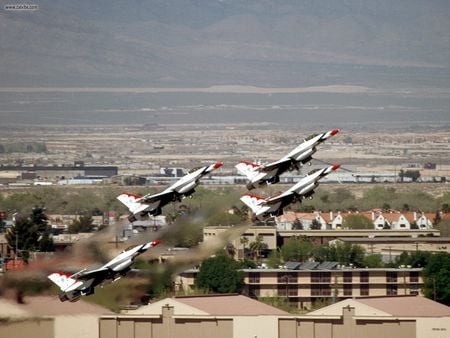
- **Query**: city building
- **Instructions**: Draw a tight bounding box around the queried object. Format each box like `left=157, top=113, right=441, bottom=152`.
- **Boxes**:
left=204, top=225, right=441, bottom=260
left=177, top=265, right=423, bottom=310
left=0, top=162, right=118, bottom=182
left=331, top=237, right=450, bottom=259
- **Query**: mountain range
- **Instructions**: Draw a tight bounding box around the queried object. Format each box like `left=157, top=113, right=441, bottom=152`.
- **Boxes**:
left=1, top=0, right=450, bottom=88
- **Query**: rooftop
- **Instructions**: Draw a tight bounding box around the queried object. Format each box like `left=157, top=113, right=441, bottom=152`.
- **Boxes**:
left=308, top=296, right=450, bottom=318
left=0, top=295, right=112, bottom=317
left=126, top=294, right=289, bottom=316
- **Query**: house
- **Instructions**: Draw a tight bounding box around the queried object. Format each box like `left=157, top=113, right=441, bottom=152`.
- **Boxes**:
left=276, top=211, right=327, bottom=230
left=0, top=295, right=111, bottom=338
left=300, top=296, right=450, bottom=338
left=100, top=294, right=289, bottom=338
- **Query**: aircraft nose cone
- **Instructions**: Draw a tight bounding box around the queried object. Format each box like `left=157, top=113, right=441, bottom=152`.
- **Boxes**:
left=331, top=164, right=341, bottom=171
left=213, top=162, right=223, bottom=169
left=330, top=129, right=340, bottom=136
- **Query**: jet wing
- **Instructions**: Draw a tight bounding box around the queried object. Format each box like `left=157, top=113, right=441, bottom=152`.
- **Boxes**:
left=258, top=157, right=292, bottom=173
left=75, top=267, right=111, bottom=281
left=137, top=189, right=177, bottom=205
left=264, top=190, right=296, bottom=206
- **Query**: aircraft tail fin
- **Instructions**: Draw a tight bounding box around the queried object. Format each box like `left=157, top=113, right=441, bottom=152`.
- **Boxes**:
left=240, top=194, right=265, bottom=213
left=117, top=192, right=145, bottom=213
left=235, top=162, right=260, bottom=180
left=48, top=272, right=77, bottom=291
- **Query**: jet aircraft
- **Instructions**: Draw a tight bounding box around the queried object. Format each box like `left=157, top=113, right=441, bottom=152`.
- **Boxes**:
left=235, top=129, right=339, bottom=190
left=48, top=240, right=161, bottom=302
left=240, top=164, right=340, bottom=221
left=118, top=162, right=223, bottom=222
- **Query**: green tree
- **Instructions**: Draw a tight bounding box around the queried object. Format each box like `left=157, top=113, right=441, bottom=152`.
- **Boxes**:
left=195, top=253, right=244, bottom=293
left=395, top=251, right=432, bottom=268
left=423, top=253, right=450, bottom=305
left=281, top=237, right=313, bottom=262
left=38, top=230, right=54, bottom=252
left=362, top=254, right=384, bottom=268
left=343, top=214, right=373, bottom=229
left=240, top=236, right=249, bottom=259
left=266, top=249, right=283, bottom=268
left=5, top=215, right=38, bottom=261
left=310, top=219, right=321, bottom=230
left=315, top=242, right=366, bottom=267
left=30, top=207, right=49, bottom=233
left=335, top=242, right=365, bottom=267
left=69, top=214, right=95, bottom=233
left=248, top=235, right=267, bottom=262
left=292, top=218, right=303, bottom=230
left=312, top=244, right=336, bottom=263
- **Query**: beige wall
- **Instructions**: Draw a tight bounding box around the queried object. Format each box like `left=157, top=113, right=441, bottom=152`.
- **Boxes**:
left=279, top=308, right=416, bottom=338
left=55, top=315, right=100, bottom=338
left=234, top=316, right=279, bottom=338
left=0, top=318, right=54, bottom=338
left=416, top=317, right=450, bottom=338
left=100, top=307, right=233, bottom=338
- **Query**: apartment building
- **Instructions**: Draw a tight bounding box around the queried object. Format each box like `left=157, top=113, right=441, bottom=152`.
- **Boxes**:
left=203, top=225, right=440, bottom=259
left=177, top=264, right=423, bottom=309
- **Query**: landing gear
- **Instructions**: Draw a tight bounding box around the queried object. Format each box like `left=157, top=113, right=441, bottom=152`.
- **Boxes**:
left=267, top=176, right=280, bottom=184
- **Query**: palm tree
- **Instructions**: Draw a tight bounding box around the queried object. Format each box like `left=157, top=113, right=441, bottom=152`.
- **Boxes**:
left=249, top=235, right=267, bottom=264
left=239, top=236, right=249, bottom=259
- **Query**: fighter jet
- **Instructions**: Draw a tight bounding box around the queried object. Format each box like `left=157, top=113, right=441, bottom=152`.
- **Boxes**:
left=118, top=162, right=223, bottom=222
left=48, top=240, right=160, bottom=302
left=240, top=164, right=340, bottom=221
left=235, top=129, right=339, bottom=190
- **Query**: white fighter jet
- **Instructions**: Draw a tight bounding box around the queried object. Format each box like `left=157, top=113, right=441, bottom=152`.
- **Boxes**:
left=48, top=240, right=160, bottom=302
left=240, top=164, right=340, bottom=221
left=235, top=129, right=339, bottom=190
left=118, top=162, right=223, bottom=222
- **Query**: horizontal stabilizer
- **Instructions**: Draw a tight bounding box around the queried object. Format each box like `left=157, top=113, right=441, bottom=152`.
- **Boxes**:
left=235, top=162, right=261, bottom=180
left=117, top=192, right=145, bottom=213
left=240, top=194, right=265, bottom=213
left=48, top=272, right=77, bottom=291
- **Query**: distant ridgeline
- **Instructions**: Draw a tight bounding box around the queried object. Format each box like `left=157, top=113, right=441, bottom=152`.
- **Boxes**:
left=0, top=142, right=47, bottom=153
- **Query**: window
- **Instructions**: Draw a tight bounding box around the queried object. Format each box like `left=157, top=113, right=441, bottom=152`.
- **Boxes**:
left=288, top=285, right=298, bottom=297
left=343, top=271, right=352, bottom=283
left=248, top=272, right=260, bottom=284
left=311, top=272, right=330, bottom=283
left=410, top=271, right=419, bottom=283
left=360, top=271, right=369, bottom=283
left=311, top=285, right=331, bottom=296
left=343, top=284, right=352, bottom=296
left=278, top=286, right=300, bottom=297
left=386, top=271, right=397, bottom=283
left=248, top=285, right=260, bottom=297
left=410, top=284, right=420, bottom=295
left=387, top=284, right=398, bottom=296
left=360, top=284, right=369, bottom=296
left=278, top=272, right=297, bottom=284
